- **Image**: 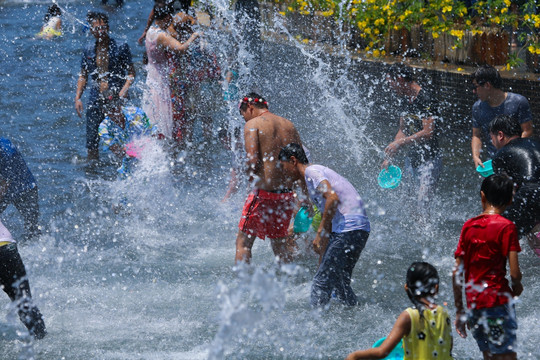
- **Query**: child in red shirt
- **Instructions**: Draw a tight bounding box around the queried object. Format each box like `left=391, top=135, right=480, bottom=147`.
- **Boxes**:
left=453, top=174, right=523, bottom=360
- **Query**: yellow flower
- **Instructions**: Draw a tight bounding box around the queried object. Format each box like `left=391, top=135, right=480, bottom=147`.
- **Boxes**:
left=466, top=20, right=472, bottom=26
left=321, top=10, right=334, bottom=16
left=504, top=0, right=511, bottom=6
left=381, top=50, right=386, bottom=56
left=364, top=27, right=372, bottom=34
left=457, top=67, right=464, bottom=71
left=529, top=46, right=536, bottom=54
left=373, top=49, right=381, bottom=57
left=279, top=11, right=286, bottom=16
left=288, top=6, right=293, bottom=11
left=536, top=48, right=540, bottom=55
left=374, top=28, right=380, bottom=35
left=501, top=8, right=508, bottom=14
left=432, top=32, right=440, bottom=39
left=302, top=38, right=310, bottom=44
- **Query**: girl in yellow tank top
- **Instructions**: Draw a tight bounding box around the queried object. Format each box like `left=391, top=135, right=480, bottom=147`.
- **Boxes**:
left=345, top=262, right=453, bottom=360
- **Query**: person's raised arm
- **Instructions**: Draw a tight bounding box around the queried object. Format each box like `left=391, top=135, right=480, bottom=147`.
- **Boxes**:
left=508, top=251, right=523, bottom=296
left=157, top=31, right=199, bottom=53
left=345, top=310, right=411, bottom=360
left=313, top=180, right=339, bottom=260
left=75, top=67, right=88, bottom=118
left=471, top=127, right=483, bottom=168
left=452, top=257, right=468, bottom=338
left=138, top=8, right=155, bottom=45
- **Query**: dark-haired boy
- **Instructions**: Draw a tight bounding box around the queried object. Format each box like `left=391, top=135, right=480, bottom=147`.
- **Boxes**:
left=471, top=64, right=533, bottom=168
left=453, top=174, right=522, bottom=360
left=279, top=143, right=370, bottom=307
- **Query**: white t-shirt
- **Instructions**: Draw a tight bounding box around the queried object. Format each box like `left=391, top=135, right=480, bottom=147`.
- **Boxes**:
left=304, top=164, right=370, bottom=233
left=0, top=219, right=16, bottom=244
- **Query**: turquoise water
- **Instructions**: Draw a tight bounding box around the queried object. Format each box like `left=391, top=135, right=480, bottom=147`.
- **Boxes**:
left=0, top=0, right=539, bottom=359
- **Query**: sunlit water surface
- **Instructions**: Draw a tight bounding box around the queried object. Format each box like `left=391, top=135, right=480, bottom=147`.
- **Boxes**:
left=0, top=0, right=539, bottom=359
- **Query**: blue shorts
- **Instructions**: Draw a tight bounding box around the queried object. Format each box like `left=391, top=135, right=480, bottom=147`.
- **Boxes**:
left=469, top=303, right=518, bottom=355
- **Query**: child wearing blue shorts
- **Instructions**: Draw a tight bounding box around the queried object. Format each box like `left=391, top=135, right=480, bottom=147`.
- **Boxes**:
left=453, top=174, right=523, bottom=359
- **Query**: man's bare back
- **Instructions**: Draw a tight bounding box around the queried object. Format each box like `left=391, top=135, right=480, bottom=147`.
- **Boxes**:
left=244, top=112, right=302, bottom=191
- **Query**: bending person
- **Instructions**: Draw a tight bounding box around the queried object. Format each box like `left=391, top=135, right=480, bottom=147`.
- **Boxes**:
left=279, top=143, right=370, bottom=307
left=0, top=219, right=46, bottom=339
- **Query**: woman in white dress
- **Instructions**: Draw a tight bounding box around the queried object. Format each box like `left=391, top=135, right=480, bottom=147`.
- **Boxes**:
left=142, top=2, right=199, bottom=139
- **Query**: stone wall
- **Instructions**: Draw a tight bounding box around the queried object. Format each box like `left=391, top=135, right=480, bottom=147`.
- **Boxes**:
left=259, top=3, right=540, bottom=132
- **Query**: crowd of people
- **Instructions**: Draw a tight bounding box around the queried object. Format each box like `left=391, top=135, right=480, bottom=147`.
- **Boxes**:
left=1, top=1, right=538, bottom=358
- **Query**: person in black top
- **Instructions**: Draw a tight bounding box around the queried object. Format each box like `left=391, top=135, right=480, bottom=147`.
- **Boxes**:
left=382, top=64, right=442, bottom=216
left=490, top=114, right=540, bottom=235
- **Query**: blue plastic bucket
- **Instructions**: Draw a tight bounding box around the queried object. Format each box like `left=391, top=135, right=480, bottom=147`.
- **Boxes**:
left=372, top=337, right=404, bottom=360
left=378, top=165, right=402, bottom=189
left=293, top=207, right=313, bottom=233
left=476, top=159, right=494, bottom=177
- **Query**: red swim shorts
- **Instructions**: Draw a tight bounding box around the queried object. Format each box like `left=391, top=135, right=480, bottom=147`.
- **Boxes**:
left=238, top=189, right=295, bottom=240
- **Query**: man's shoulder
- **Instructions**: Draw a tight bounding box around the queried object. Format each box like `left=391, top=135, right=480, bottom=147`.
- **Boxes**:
left=506, top=92, right=529, bottom=104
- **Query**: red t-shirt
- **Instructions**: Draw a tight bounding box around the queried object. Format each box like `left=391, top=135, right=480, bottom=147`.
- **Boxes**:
left=455, top=214, right=521, bottom=309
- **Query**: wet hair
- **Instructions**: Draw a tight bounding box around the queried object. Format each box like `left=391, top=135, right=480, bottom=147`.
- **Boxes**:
left=239, top=92, right=268, bottom=112
left=44, top=4, right=61, bottom=22
left=481, top=174, right=514, bottom=207
left=278, top=143, right=309, bottom=164
left=406, top=262, right=439, bottom=318
left=387, top=63, right=415, bottom=82
left=489, top=114, right=522, bottom=138
left=472, top=64, right=502, bottom=89
left=87, top=11, right=109, bottom=26
left=153, top=2, right=174, bottom=20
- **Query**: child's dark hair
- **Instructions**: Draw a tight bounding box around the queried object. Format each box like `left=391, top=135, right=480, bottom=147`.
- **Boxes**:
left=406, top=262, right=439, bottom=318
left=239, top=92, right=268, bottom=112
left=489, top=114, right=523, bottom=138
left=87, top=11, right=109, bottom=26
left=481, top=174, right=514, bottom=207
left=278, top=143, right=309, bottom=164
left=44, top=4, right=61, bottom=22
left=153, top=2, right=174, bottom=20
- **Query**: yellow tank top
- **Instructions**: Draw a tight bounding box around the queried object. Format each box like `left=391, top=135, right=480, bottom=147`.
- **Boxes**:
left=403, top=305, right=453, bottom=360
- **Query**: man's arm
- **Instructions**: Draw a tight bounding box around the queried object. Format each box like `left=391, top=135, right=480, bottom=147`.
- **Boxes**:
left=138, top=8, right=155, bottom=45
left=508, top=251, right=523, bottom=296
left=471, top=127, right=483, bottom=168
left=452, top=256, right=468, bottom=338
left=521, top=120, right=534, bottom=138
left=75, top=68, right=88, bottom=118
left=244, top=122, right=260, bottom=183
left=313, top=180, right=339, bottom=260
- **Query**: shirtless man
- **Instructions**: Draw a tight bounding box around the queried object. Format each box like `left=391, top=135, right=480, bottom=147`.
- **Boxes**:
left=235, top=93, right=303, bottom=264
